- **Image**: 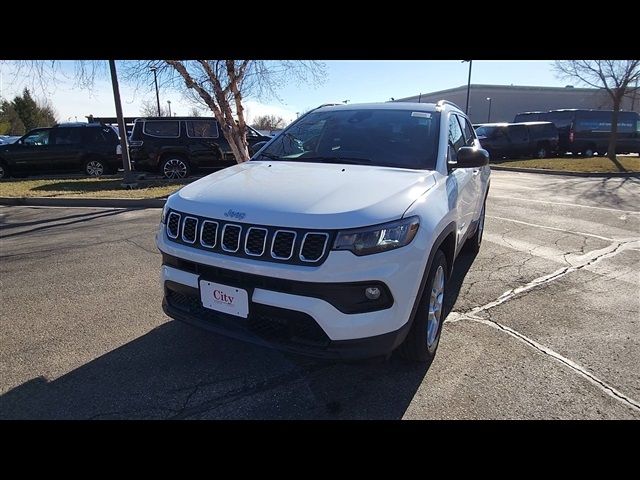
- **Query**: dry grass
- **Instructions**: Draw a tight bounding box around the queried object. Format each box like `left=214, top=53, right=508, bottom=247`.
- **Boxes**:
left=0, top=175, right=188, bottom=199
left=492, top=155, right=640, bottom=173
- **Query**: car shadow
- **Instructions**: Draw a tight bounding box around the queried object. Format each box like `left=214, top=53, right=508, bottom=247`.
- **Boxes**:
left=0, top=250, right=478, bottom=420
left=0, top=319, right=435, bottom=420
left=444, top=247, right=478, bottom=314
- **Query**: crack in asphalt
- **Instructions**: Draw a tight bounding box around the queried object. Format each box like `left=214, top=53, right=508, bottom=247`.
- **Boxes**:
left=457, top=239, right=638, bottom=317
left=447, top=237, right=640, bottom=414
left=447, top=312, right=640, bottom=414
left=167, top=362, right=334, bottom=420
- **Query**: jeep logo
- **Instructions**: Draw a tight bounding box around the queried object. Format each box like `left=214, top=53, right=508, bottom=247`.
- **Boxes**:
left=224, top=209, right=246, bottom=220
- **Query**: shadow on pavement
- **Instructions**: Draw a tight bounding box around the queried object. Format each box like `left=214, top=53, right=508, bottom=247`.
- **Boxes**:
left=445, top=248, right=478, bottom=313
left=0, top=251, right=477, bottom=420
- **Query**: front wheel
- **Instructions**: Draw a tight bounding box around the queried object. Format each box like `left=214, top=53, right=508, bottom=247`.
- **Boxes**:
left=161, top=157, right=190, bottom=179
left=0, top=162, right=8, bottom=180
left=84, top=158, right=109, bottom=177
left=398, top=250, right=448, bottom=363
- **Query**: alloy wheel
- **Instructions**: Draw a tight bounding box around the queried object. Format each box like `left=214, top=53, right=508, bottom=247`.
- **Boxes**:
left=163, top=159, right=188, bottom=179
left=86, top=160, right=104, bottom=176
left=426, top=265, right=445, bottom=348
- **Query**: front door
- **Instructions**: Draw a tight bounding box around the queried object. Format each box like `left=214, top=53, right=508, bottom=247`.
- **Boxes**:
left=448, top=114, right=475, bottom=247
left=10, top=129, right=53, bottom=174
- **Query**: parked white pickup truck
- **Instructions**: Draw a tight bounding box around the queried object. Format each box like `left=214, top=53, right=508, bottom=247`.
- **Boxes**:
left=156, top=101, right=490, bottom=363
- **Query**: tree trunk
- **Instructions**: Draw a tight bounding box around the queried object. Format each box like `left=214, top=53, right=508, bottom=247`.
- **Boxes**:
left=607, top=97, right=620, bottom=162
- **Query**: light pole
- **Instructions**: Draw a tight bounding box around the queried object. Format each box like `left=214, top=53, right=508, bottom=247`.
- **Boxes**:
left=486, top=97, right=492, bottom=123
left=462, top=60, right=472, bottom=114
left=167, top=100, right=172, bottom=117
left=108, top=60, right=137, bottom=187
left=150, top=66, right=161, bottom=116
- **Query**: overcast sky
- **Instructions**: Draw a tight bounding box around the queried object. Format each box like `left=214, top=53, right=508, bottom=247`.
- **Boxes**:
left=0, top=60, right=563, bottom=124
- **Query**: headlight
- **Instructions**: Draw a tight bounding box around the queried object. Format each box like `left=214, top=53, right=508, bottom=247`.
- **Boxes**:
left=161, top=203, right=170, bottom=224
left=333, top=216, right=420, bottom=256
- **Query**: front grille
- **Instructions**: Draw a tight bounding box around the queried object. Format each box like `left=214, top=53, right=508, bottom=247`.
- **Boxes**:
left=164, top=209, right=333, bottom=266
left=300, top=233, right=329, bottom=262
left=166, top=288, right=330, bottom=347
left=167, top=212, right=181, bottom=239
left=182, top=217, right=198, bottom=243
left=245, top=227, right=267, bottom=256
left=222, top=224, right=241, bottom=252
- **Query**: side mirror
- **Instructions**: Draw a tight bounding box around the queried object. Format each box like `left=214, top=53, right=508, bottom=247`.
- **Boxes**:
left=456, top=146, right=490, bottom=168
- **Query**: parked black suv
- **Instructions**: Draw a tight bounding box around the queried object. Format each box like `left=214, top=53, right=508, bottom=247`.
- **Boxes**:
left=514, top=109, right=640, bottom=156
left=128, top=117, right=272, bottom=179
left=474, top=122, right=559, bottom=160
left=0, top=123, right=121, bottom=180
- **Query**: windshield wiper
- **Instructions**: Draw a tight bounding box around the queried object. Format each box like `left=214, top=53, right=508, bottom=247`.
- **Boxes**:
left=258, top=152, right=282, bottom=161
left=299, top=156, right=374, bottom=165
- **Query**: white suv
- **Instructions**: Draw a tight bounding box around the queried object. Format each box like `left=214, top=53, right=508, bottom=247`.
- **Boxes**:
left=156, top=101, right=490, bottom=363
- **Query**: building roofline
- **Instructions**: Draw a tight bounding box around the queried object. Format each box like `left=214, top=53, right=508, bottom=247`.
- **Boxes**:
left=394, top=83, right=601, bottom=102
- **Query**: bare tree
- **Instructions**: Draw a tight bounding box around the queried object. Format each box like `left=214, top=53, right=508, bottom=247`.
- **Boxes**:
left=124, top=60, right=325, bottom=163
left=189, top=107, right=202, bottom=117
left=140, top=98, right=169, bottom=117
left=554, top=60, right=640, bottom=164
left=251, top=114, right=285, bottom=131
left=2, top=60, right=325, bottom=164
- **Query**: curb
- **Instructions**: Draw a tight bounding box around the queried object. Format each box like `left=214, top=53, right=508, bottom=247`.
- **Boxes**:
left=0, top=197, right=166, bottom=208
left=490, top=165, right=640, bottom=178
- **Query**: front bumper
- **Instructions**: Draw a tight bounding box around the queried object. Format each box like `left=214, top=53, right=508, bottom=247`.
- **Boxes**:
left=163, top=279, right=410, bottom=359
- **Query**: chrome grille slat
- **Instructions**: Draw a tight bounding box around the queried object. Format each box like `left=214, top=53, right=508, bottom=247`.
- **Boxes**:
left=181, top=216, right=198, bottom=244
left=244, top=227, right=268, bottom=256
left=271, top=230, right=297, bottom=260
left=221, top=224, right=242, bottom=252
left=167, top=212, right=181, bottom=239
left=300, top=232, right=329, bottom=262
left=200, top=220, right=218, bottom=248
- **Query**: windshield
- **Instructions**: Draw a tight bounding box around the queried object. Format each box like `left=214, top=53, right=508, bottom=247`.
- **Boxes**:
left=255, top=109, right=441, bottom=170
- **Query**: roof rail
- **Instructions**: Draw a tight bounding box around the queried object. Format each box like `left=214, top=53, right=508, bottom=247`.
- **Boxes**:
left=436, top=99, right=463, bottom=111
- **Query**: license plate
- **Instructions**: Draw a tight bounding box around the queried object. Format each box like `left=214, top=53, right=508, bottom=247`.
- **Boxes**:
left=199, top=280, right=249, bottom=318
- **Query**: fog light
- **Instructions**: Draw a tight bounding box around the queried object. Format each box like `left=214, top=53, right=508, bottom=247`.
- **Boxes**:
left=365, top=286, right=381, bottom=300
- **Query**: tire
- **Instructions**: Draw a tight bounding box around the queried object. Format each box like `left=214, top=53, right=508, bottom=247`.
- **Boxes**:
left=84, top=158, right=109, bottom=177
left=398, top=249, right=448, bottom=363
left=161, top=156, right=190, bottom=179
left=466, top=200, right=486, bottom=254
left=0, top=161, right=8, bottom=180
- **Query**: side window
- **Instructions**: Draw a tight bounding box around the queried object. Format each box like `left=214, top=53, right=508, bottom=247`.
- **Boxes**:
left=54, top=128, right=82, bottom=145
left=246, top=126, right=259, bottom=138
left=186, top=120, right=219, bottom=138
left=143, top=120, right=180, bottom=137
left=448, top=114, right=465, bottom=154
left=23, top=130, right=50, bottom=146
left=458, top=116, right=475, bottom=146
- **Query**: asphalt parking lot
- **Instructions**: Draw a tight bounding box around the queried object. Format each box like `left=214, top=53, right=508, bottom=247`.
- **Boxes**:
left=1, top=170, right=638, bottom=419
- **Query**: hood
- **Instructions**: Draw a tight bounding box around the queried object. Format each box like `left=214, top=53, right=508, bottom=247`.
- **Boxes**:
left=169, top=161, right=436, bottom=229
